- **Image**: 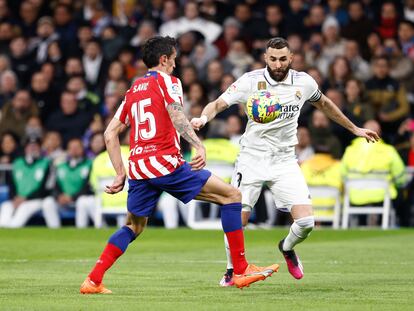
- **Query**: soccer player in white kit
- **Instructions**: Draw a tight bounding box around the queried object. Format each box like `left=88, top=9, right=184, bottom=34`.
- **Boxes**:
left=191, top=37, right=379, bottom=285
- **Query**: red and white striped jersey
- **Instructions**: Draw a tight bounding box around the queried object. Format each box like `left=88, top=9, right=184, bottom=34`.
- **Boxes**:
left=114, top=70, right=185, bottom=180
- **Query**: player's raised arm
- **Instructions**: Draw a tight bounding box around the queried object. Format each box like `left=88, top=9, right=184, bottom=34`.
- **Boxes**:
left=166, top=102, right=206, bottom=170
left=103, top=117, right=128, bottom=194
left=191, top=98, right=229, bottom=130
left=312, top=93, right=380, bottom=143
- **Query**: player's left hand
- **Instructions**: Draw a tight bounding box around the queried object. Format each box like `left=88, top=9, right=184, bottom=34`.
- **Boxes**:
left=354, top=127, right=380, bottom=143
left=105, top=174, right=126, bottom=194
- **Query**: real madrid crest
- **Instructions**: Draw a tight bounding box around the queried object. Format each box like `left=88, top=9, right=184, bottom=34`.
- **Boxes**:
left=295, top=90, right=302, bottom=101
left=257, top=81, right=267, bottom=90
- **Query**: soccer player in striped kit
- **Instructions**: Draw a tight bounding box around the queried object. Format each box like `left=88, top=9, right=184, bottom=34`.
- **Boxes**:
left=80, top=36, right=278, bottom=294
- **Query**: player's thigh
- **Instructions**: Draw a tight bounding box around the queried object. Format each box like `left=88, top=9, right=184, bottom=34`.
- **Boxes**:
left=267, top=160, right=312, bottom=213
left=128, top=179, right=162, bottom=218
left=231, top=158, right=263, bottom=211
left=195, top=174, right=240, bottom=205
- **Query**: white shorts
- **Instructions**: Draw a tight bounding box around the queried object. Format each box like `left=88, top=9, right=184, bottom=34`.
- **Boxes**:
left=232, top=147, right=311, bottom=212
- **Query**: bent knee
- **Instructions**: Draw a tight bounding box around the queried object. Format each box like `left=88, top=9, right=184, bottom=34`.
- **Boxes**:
left=223, top=187, right=241, bottom=204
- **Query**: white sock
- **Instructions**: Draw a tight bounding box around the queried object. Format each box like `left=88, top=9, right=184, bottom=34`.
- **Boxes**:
left=283, top=216, right=315, bottom=251
left=224, top=234, right=233, bottom=270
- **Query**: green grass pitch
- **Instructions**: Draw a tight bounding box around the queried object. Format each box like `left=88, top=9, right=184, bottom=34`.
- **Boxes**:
left=0, top=228, right=413, bottom=311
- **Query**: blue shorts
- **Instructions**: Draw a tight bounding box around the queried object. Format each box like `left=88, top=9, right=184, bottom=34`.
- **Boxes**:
left=127, top=162, right=212, bottom=217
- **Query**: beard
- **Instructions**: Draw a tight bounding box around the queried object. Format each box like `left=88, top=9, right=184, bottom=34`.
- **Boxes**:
left=266, top=64, right=290, bottom=82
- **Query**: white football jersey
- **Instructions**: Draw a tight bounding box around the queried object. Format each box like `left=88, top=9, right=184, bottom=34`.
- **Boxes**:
left=220, top=68, right=321, bottom=152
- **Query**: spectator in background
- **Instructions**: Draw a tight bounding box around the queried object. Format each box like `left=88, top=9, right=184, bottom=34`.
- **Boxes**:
left=0, top=21, right=14, bottom=54
left=0, top=89, right=38, bottom=140
left=0, top=136, right=59, bottom=228
left=344, top=78, right=375, bottom=124
left=320, top=16, right=346, bottom=74
left=264, top=4, right=286, bottom=39
left=101, top=25, right=125, bottom=61
left=103, top=60, right=125, bottom=97
left=0, top=69, right=18, bottom=107
left=66, top=74, right=100, bottom=117
left=225, top=115, right=243, bottom=146
left=86, top=131, right=105, bottom=159
left=224, top=39, right=254, bottom=79
left=205, top=59, right=225, bottom=101
left=325, top=0, right=348, bottom=27
left=286, top=0, right=308, bottom=36
left=309, top=109, right=342, bottom=159
left=366, top=32, right=384, bottom=59
left=45, top=91, right=92, bottom=147
left=341, top=120, right=406, bottom=226
left=233, top=2, right=266, bottom=41
left=214, top=17, right=242, bottom=59
left=344, top=40, right=372, bottom=81
left=24, top=116, right=43, bottom=140
left=82, top=39, right=107, bottom=92
left=117, top=45, right=136, bottom=81
left=366, top=56, right=409, bottom=143
left=384, top=37, right=414, bottom=94
left=341, top=0, right=374, bottom=60
left=326, top=56, right=352, bottom=92
left=404, top=0, right=414, bottom=23
left=30, top=71, right=59, bottom=122
left=43, top=138, right=94, bottom=228
left=157, top=0, right=179, bottom=36
left=180, top=64, right=198, bottom=92
left=68, top=21, right=94, bottom=58
left=189, top=40, right=218, bottom=75
left=296, top=126, right=315, bottom=165
left=17, top=1, right=40, bottom=38
left=160, top=1, right=221, bottom=43
left=9, top=36, right=34, bottom=88
left=53, top=3, right=77, bottom=50
left=29, top=16, right=59, bottom=64
left=398, top=19, right=414, bottom=61
left=376, top=1, right=399, bottom=40
left=130, top=20, right=156, bottom=57
left=42, top=131, right=66, bottom=166
left=0, top=130, right=20, bottom=163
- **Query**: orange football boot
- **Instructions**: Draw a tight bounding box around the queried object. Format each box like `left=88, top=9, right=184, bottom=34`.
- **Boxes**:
left=80, top=277, right=112, bottom=294
left=233, top=263, right=279, bottom=288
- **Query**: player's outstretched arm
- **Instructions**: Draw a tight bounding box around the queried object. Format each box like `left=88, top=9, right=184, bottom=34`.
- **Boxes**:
left=103, top=118, right=128, bottom=194
left=190, top=98, right=229, bottom=130
left=312, top=94, right=380, bottom=143
left=167, top=102, right=206, bottom=170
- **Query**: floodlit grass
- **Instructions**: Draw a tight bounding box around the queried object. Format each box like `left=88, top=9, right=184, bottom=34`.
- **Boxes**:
left=0, top=228, right=413, bottom=310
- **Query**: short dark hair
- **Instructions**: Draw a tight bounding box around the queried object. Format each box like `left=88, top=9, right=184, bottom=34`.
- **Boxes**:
left=266, top=37, right=290, bottom=50
left=142, top=36, right=177, bottom=68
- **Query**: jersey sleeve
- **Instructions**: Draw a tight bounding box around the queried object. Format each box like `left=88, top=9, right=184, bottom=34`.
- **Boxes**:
left=220, top=73, right=250, bottom=106
left=114, top=96, right=130, bottom=125
left=303, top=73, right=322, bottom=102
left=158, top=74, right=184, bottom=106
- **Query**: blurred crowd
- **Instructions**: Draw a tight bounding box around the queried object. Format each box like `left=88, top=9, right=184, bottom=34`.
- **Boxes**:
left=1, top=0, right=414, bottom=227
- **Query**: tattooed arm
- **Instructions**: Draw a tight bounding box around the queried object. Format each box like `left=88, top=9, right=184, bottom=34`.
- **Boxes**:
left=166, top=102, right=206, bottom=170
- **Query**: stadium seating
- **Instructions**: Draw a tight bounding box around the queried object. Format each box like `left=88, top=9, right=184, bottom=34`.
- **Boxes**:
left=342, top=179, right=392, bottom=229
left=308, top=186, right=341, bottom=229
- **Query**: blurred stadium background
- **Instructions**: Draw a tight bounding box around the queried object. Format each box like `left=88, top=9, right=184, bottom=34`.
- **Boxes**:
left=0, top=0, right=414, bottom=309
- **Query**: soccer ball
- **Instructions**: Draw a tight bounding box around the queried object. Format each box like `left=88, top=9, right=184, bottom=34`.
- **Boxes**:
left=246, top=90, right=281, bottom=123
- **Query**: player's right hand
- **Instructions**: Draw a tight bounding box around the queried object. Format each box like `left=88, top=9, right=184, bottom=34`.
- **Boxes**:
left=190, top=117, right=207, bottom=131
left=189, top=146, right=206, bottom=170
left=105, top=174, right=126, bottom=194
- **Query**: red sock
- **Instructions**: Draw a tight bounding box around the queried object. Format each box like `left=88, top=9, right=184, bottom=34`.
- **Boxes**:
left=225, top=229, right=248, bottom=274
left=88, top=243, right=124, bottom=284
